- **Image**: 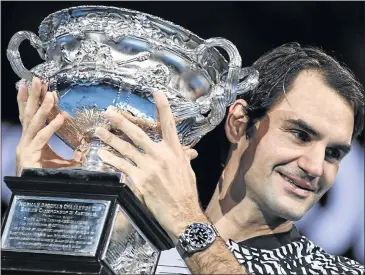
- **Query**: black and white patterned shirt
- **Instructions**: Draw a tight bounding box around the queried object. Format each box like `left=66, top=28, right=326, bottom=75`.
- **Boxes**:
left=156, top=226, right=364, bottom=274
left=227, top=226, right=364, bottom=274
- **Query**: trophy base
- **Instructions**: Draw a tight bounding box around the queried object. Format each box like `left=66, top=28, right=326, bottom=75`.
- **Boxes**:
left=1, top=168, right=173, bottom=275
left=1, top=259, right=113, bottom=275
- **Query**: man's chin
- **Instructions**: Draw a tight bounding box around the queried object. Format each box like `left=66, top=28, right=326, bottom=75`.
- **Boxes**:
left=273, top=192, right=316, bottom=221
left=269, top=202, right=308, bottom=222
left=278, top=206, right=308, bottom=221
left=259, top=199, right=307, bottom=222
left=282, top=213, right=303, bottom=222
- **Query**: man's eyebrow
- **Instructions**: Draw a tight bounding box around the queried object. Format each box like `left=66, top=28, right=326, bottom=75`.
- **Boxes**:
left=283, top=118, right=352, bottom=154
left=283, top=118, right=321, bottom=138
left=332, top=143, right=352, bottom=156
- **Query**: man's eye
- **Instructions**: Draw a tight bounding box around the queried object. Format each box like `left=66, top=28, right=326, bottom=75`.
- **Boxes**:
left=325, top=148, right=342, bottom=162
left=290, top=130, right=311, bottom=142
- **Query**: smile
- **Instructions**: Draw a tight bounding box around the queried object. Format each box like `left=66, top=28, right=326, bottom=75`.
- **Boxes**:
left=279, top=172, right=315, bottom=192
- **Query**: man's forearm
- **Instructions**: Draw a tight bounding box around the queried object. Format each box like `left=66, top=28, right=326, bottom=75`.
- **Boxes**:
left=184, top=236, right=248, bottom=274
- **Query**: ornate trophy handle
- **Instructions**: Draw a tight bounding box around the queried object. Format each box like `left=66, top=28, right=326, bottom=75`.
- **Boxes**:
left=191, top=38, right=242, bottom=104
left=236, top=67, right=259, bottom=96
left=182, top=38, right=259, bottom=145
left=7, top=31, right=46, bottom=81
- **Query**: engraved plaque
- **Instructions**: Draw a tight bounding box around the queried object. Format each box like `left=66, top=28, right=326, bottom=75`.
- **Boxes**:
left=102, top=205, right=160, bottom=274
left=2, top=196, right=110, bottom=256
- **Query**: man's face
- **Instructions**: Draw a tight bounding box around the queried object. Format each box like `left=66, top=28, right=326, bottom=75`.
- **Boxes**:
left=241, top=70, right=354, bottom=221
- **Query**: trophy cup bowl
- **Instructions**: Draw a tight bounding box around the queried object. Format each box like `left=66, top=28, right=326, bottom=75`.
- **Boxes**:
left=3, top=5, right=259, bottom=275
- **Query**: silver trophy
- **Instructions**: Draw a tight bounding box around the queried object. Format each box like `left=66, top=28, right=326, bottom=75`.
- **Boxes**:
left=3, top=5, right=259, bottom=275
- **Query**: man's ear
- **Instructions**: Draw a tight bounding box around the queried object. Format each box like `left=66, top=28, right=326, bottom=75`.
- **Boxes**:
left=225, top=99, right=249, bottom=144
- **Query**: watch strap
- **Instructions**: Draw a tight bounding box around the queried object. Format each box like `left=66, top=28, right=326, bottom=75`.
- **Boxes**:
left=176, top=238, right=189, bottom=258
left=210, top=224, right=220, bottom=237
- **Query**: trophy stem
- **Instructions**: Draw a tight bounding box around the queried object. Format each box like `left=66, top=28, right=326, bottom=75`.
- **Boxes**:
left=79, top=138, right=119, bottom=172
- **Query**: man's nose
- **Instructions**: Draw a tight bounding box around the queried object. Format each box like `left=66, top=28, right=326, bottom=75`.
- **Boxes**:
left=297, top=144, right=325, bottom=178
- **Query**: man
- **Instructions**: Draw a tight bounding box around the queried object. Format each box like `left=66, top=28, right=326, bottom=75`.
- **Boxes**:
left=15, top=43, right=364, bottom=274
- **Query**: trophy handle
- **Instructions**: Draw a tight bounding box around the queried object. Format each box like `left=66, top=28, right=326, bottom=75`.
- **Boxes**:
left=236, top=67, right=260, bottom=96
left=190, top=38, right=242, bottom=104
left=181, top=38, right=259, bottom=145
left=7, top=31, right=46, bottom=81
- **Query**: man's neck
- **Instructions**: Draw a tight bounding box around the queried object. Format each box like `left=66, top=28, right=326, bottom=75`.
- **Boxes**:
left=205, top=186, right=293, bottom=242
left=204, top=143, right=293, bottom=242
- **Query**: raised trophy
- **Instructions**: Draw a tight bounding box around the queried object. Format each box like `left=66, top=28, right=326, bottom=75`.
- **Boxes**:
left=2, top=5, right=259, bottom=275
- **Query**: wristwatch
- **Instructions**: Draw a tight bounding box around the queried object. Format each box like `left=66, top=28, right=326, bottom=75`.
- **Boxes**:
left=176, top=222, right=220, bottom=258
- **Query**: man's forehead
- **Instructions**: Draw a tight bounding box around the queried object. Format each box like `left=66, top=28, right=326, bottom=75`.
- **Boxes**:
left=268, top=71, right=354, bottom=119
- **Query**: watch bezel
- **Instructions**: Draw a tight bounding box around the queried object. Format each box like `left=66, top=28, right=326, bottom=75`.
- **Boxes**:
left=183, top=223, right=216, bottom=250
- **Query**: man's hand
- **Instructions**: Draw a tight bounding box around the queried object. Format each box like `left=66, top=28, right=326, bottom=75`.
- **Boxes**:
left=95, top=90, right=207, bottom=240
left=15, top=77, right=79, bottom=176
left=95, top=91, right=249, bottom=274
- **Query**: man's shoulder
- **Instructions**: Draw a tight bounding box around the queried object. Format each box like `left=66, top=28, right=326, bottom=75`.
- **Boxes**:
left=227, top=236, right=364, bottom=274
left=332, top=254, right=365, bottom=270
left=302, top=237, right=363, bottom=263
left=303, top=237, right=364, bottom=273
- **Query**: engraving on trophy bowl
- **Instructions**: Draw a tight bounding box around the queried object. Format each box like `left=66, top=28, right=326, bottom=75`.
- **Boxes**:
left=2, top=196, right=110, bottom=256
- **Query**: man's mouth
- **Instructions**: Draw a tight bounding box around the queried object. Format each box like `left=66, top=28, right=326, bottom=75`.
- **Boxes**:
left=279, top=173, right=316, bottom=192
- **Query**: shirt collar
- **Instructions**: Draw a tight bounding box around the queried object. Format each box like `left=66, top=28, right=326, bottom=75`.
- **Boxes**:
left=236, top=225, right=302, bottom=250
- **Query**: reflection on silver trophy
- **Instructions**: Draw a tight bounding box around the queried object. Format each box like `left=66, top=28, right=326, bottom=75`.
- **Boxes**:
left=4, top=5, right=258, bottom=274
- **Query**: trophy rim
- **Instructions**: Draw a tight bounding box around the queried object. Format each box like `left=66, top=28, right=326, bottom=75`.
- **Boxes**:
left=38, top=5, right=205, bottom=45
left=37, top=5, right=230, bottom=73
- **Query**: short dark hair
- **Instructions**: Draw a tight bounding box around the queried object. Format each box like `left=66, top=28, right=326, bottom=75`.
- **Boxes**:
left=239, top=42, right=364, bottom=140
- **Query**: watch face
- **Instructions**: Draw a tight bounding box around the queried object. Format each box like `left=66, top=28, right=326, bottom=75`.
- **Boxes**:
left=185, top=223, right=215, bottom=249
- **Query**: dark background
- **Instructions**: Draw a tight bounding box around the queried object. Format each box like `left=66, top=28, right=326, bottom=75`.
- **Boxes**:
left=2, top=1, right=364, bottom=263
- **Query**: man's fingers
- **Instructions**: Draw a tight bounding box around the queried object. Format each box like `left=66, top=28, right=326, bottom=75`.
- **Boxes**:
left=30, top=113, right=64, bottom=151
left=152, top=91, right=180, bottom=149
left=23, top=77, right=42, bottom=132
left=23, top=92, right=55, bottom=145
left=98, top=149, right=139, bottom=178
left=52, top=91, right=59, bottom=106
left=156, top=104, right=161, bottom=124
left=182, top=146, right=198, bottom=160
left=104, top=107, right=156, bottom=154
left=17, top=84, right=29, bottom=125
left=185, top=149, right=198, bottom=160
left=40, top=82, right=49, bottom=101
left=95, top=127, right=146, bottom=167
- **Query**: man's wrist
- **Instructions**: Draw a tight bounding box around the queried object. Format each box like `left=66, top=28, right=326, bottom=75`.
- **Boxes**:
left=169, top=210, right=209, bottom=243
